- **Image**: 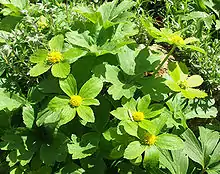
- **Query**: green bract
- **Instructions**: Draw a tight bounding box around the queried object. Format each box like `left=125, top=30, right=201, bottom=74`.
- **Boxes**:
left=29, top=35, right=87, bottom=78
left=48, top=74, right=103, bottom=126
left=165, top=62, right=207, bottom=99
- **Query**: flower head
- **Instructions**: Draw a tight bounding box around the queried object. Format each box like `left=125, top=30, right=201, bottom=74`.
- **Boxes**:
left=165, top=62, right=207, bottom=99
left=70, top=95, right=82, bottom=107
left=169, top=35, right=184, bottom=46
left=132, top=111, right=145, bottom=122
left=47, top=51, right=62, bottom=64
left=144, top=133, right=157, bottom=145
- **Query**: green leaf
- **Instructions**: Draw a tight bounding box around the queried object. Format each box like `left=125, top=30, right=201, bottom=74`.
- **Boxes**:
left=93, top=95, right=111, bottom=133
left=151, top=114, right=167, bottom=135
left=118, top=120, right=139, bottom=137
left=30, top=49, right=48, bottom=63
left=216, top=20, right=220, bottom=30
left=80, top=154, right=106, bottom=173
left=117, top=46, right=138, bottom=75
left=181, top=129, right=204, bottom=166
left=139, top=120, right=158, bottom=136
left=123, top=98, right=137, bottom=112
left=49, top=35, right=64, bottom=51
left=156, top=134, right=184, bottom=150
left=141, top=17, right=161, bottom=38
left=40, top=133, right=68, bottom=165
left=165, top=80, right=181, bottom=92
left=55, top=162, right=85, bottom=174
left=36, top=108, right=59, bottom=126
left=81, top=98, right=100, bottom=106
left=97, top=1, right=115, bottom=26
left=181, top=88, right=207, bottom=99
left=67, top=132, right=100, bottom=159
left=111, top=107, right=129, bottom=121
left=110, top=145, right=126, bottom=159
left=59, top=74, right=77, bottom=97
left=185, top=45, right=206, bottom=54
left=22, top=105, right=34, bottom=129
left=58, top=106, right=76, bottom=127
left=93, top=63, right=137, bottom=100
left=79, top=77, right=103, bottom=98
left=209, top=143, right=220, bottom=166
left=65, top=31, right=92, bottom=49
left=0, top=88, right=22, bottom=111
left=168, top=62, right=188, bottom=83
left=38, top=75, right=62, bottom=94
left=186, top=75, right=203, bottom=87
left=51, top=62, right=70, bottom=78
left=199, top=127, right=219, bottom=166
left=124, top=141, right=147, bottom=159
left=8, top=0, right=28, bottom=9
left=29, top=63, right=51, bottom=77
left=108, top=82, right=137, bottom=100
left=143, top=146, right=159, bottom=168
left=77, top=105, right=95, bottom=122
left=137, top=95, right=151, bottom=113
left=139, top=77, right=170, bottom=102
left=159, top=149, right=189, bottom=174
left=33, top=166, right=52, bottom=174
left=74, top=6, right=101, bottom=24
left=63, top=47, right=87, bottom=64
left=144, top=104, right=164, bottom=119
left=185, top=99, right=217, bottom=119
left=206, top=163, right=220, bottom=174
left=111, top=0, right=136, bottom=20
left=97, top=0, right=135, bottom=28
left=48, top=96, right=69, bottom=111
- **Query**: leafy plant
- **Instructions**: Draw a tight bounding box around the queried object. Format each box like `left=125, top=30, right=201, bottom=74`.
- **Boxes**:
left=0, top=0, right=218, bottom=173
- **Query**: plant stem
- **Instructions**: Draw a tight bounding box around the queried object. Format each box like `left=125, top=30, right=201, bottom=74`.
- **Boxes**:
left=153, top=45, right=176, bottom=76
left=146, top=37, right=153, bottom=48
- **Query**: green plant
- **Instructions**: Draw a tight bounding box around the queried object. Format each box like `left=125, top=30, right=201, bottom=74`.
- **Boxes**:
left=0, top=0, right=219, bottom=173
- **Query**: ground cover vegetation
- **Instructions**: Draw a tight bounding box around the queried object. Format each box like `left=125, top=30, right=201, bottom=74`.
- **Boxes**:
left=0, top=0, right=219, bottom=173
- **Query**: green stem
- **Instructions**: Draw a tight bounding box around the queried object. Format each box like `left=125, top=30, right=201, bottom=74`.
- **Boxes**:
left=153, top=45, right=176, bottom=76
left=146, top=37, right=153, bottom=48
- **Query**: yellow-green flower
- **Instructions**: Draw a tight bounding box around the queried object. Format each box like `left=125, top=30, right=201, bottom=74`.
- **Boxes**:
left=48, top=74, right=103, bottom=126
left=165, top=62, right=207, bottom=99
left=29, top=35, right=87, bottom=78
left=141, top=17, right=205, bottom=53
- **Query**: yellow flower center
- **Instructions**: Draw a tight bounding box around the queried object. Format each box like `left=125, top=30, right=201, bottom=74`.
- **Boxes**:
left=144, top=134, right=157, bottom=145
left=47, top=51, right=62, bottom=64
left=69, top=95, right=82, bottom=107
left=178, top=80, right=188, bottom=89
left=132, top=112, right=145, bottom=122
left=170, top=35, right=184, bottom=45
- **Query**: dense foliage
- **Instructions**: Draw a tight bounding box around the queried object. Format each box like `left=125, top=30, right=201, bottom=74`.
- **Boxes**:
left=0, top=0, right=219, bottom=174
